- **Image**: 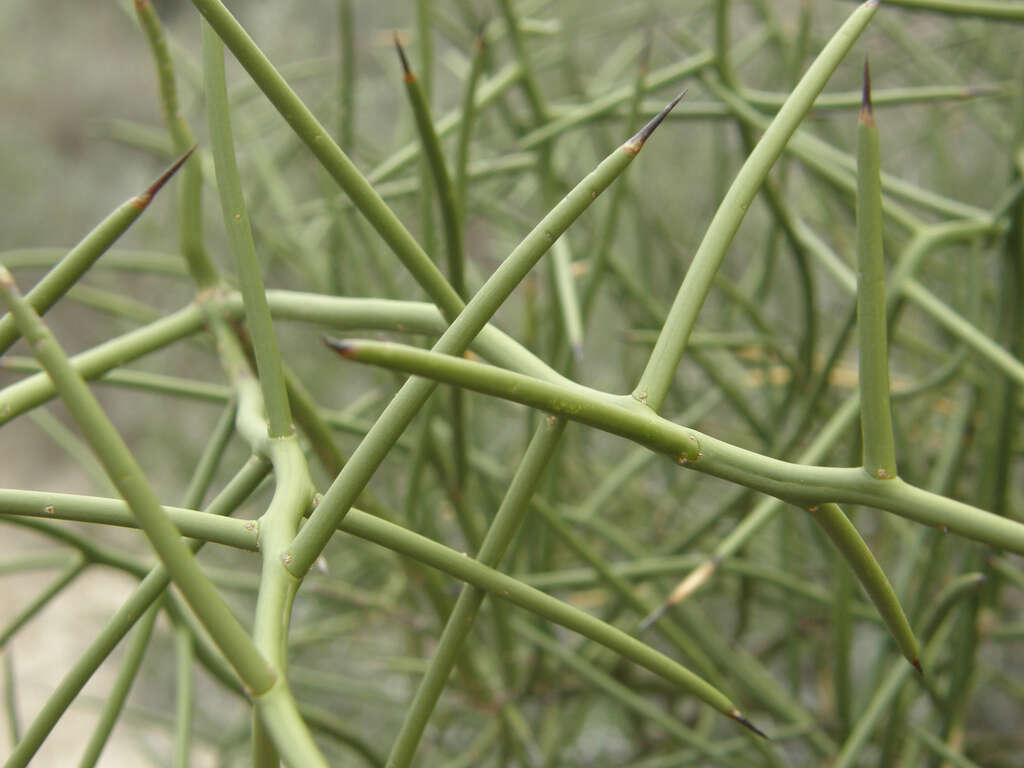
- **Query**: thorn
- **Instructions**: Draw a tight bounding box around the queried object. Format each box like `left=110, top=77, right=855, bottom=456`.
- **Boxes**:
left=861, top=58, right=874, bottom=124
left=638, top=604, right=668, bottom=633
left=323, top=335, right=358, bottom=358
left=624, top=89, right=686, bottom=154
left=0, top=265, right=15, bottom=288
left=474, top=19, right=488, bottom=53
left=729, top=709, right=770, bottom=740
left=132, top=145, right=196, bottom=210
left=393, top=32, right=414, bottom=81
left=911, top=658, right=923, bottom=676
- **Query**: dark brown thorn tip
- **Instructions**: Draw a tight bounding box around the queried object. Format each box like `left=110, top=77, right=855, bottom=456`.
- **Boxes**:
left=626, top=89, right=686, bottom=152
left=133, top=145, right=196, bottom=210
left=861, top=58, right=873, bottom=120
left=323, top=335, right=357, bottom=358
left=729, top=709, right=770, bottom=740
left=393, top=32, right=413, bottom=80
left=637, top=604, right=667, bottom=633
left=911, top=658, right=923, bottom=676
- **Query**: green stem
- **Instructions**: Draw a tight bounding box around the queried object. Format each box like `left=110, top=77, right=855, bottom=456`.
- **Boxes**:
left=203, top=22, right=293, bottom=439
left=394, top=36, right=465, bottom=299
left=0, top=151, right=192, bottom=356
left=844, top=0, right=1024, bottom=20
left=189, top=0, right=464, bottom=320
left=325, top=338, right=1024, bottom=554
left=0, top=489, right=259, bottom=551
left=856, top=67, right=898, bottom=479
left=173, top=621, right=194, bottom=768
left=633, top=0, right=879, bottom=411
left=830, top=573, right=985, bottom=768
left=386, top=417, right=567, bottom=768
left=512, top=620, right=740, bottom=766
left=335, top=509, right=750, bottom=724
left=0, top=274, right=271, bottom=693
left=454, top=32, right=486, bottom=219
left=286, top=95, right=683, bottom=577
left=0, top=558, right=87, bottom=647
left=806, top=503, right=919, bottom=668
left=0, top=302, right=205, bottom=427
left=135, top=0, right=220, bottom=288
left=3, top=457, right=269, bottom=768
left=76, top=602, right=160, bottom=768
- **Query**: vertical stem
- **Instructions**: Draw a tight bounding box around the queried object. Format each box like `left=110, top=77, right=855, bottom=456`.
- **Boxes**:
left=632, top=0, right=879, bottom=411
left=202, top=21, right=293, bottom=439
left=172, top=622, right=194, bottom=768
left=76, top=603, right=161, bottom=768
left=2, top=652, right=19, bottom=746
left=386, top=417, right=567, bottom=768
left=856, top=62, right=898, bottom=479
left=135, top=0, right=220, bottom=289
left=336, top=0, right=355, bottom=153
left=454, top=33, right=486, bottom=220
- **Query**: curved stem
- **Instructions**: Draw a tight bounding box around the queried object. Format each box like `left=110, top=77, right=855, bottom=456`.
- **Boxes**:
left=326, top=338, right=1024, bottom=554
left=633, top=0, right=879, bottom=411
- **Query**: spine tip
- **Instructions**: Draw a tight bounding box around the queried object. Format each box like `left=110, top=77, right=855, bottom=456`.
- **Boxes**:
left=132, top=145, right=196, bottom=210
left=0, top=265, right=15, bottom=287
left=474, top=20, right=488, bottom=53
left=637, top=604, right=667, bottom=633
left=393, top=32, right=414, bottom=81
left=861, top=58, right=874, bottom=122
left=729, top=710, right=770, bottom=740
left=911, top=658, right=923, bottom=676
left=323, top=335, right=358, bottom=359
left=624, top=89, right=686, bottom=153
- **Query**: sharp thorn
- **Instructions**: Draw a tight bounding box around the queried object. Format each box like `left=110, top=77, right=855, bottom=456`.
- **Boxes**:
left=861, top=57, right=874, bottom=123
left=638, top=604, right=667, bottom=633
left=323, top=335, right=357, bottom=358
left=132, top=145, right=196, bottom=210
left=626, top=89, right=686, bottom=151
left=393, top=32, right=413, bottom=80
left=729, top=709, right=770, bottom=740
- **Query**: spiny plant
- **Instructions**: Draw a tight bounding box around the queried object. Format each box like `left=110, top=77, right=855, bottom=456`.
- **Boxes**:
left=1, top=0, right=1023, bottom=765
